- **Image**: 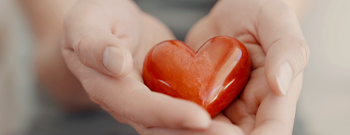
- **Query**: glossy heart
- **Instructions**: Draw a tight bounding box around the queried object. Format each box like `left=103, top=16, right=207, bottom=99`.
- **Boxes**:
left=142, top=36, right=251, bottom=117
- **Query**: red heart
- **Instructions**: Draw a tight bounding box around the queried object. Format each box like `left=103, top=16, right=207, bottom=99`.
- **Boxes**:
left=142, top=36, right=251, bottom=117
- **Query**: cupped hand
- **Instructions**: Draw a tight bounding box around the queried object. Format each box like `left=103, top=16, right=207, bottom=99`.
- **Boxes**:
left=61, top=0, right=243, bottom=134
left=62, top=0, right=207, bottom=134
left=186, top=0, right=310, bottom=134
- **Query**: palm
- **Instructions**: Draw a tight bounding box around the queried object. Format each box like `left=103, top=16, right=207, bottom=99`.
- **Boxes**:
left=223, top=44, right=302, bottom=135
left=186, top=0, right=303, bottom=134
left=63, top=1, right=215, bottom=134
left=63, top=0, right=306, bottom=134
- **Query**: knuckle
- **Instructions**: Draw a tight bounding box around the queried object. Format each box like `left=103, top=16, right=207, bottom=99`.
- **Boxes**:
left=293, top=38, right=310, bottom=70
left=73, top=34, right=89, bottom=52
left=73, top=34, right=91, bottom=65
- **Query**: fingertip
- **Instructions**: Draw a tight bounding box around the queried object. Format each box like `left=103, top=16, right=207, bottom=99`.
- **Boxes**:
left=212, top=113, right=232, bottom=124
left=204, top=121, right=244, bottom=135
left=126, top=91, right=212, bottom=130
left=181, top=102, right=211, bottom=129
left=183, top=114, right=211, bottom=130
left=156, top=97, right=211, bottom=130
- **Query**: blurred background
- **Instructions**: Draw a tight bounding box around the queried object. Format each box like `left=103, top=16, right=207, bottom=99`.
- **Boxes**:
left=0, top=0, right=349, bottom=135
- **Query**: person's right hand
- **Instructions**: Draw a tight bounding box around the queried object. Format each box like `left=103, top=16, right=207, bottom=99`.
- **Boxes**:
left=62, top=0, right=243, bottom=134
left=186, top=0, right=310, bottom=134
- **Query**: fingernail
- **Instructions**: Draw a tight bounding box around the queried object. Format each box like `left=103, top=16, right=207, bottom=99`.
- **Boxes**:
left=103, top=46, right=125, bottom=76
left=276, top=62, right=293, bottom=95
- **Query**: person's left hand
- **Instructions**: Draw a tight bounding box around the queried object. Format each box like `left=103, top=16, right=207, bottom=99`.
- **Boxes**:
left=186, top=0, right=310, bottom=134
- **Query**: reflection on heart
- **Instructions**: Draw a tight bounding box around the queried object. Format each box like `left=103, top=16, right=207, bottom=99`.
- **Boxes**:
left=142, top=36, right=251, bottom=117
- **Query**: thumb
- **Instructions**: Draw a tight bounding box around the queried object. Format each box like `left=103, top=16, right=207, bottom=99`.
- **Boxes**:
left=63, top=30, right=133, bottom=77
left=61, top=0, right=138, bottom=77
left=264, top=37, right=310, bottom=96
left=257, top=2, right=310, bottom=96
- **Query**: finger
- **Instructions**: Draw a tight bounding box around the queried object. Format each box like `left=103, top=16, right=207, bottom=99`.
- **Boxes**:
left=63, top=29, right=134, bottom=77
left=98, top=101, right=130, bottom=124
left=257, top=1, right=310, bottom=96
left=63, top=0, right=138, bottom=77
left=97, top=78, right=211, bottom=130
left=61, top=48, right=211, bottom=130
left=212, top=113, right=232, bottom=124
left=224, top=68, right=266, bottom=134
left=144, top=121, right=244, bottom=135
left=251, top=73, right=303, bottom=135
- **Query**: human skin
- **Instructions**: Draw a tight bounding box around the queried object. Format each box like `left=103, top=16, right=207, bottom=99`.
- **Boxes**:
left=21, top=0, right=310, bottom=134
left=61, top=1, right=219, bottom=134
left=185, top=0, right=309, bottom=134
left=20, top=0, right=97, bottom=112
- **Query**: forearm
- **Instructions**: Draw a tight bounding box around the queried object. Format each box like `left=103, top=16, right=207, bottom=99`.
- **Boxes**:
left=19, top=0, right=98, bottom=112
